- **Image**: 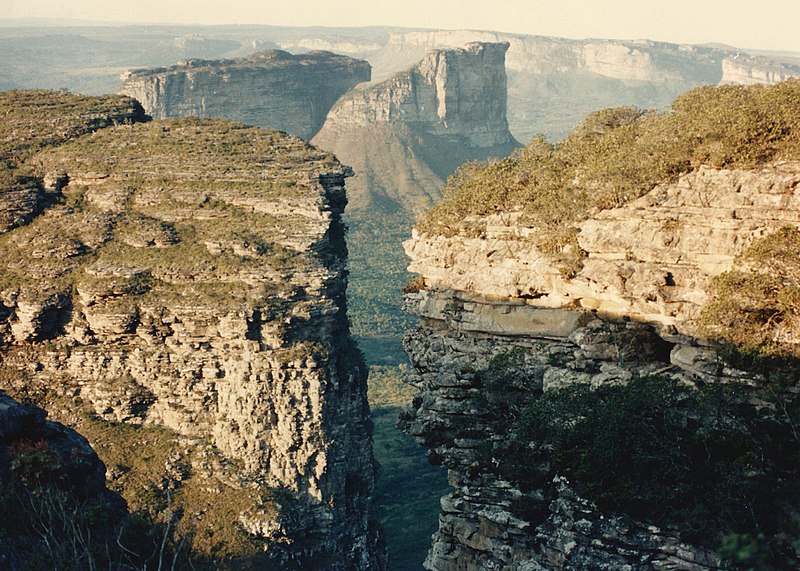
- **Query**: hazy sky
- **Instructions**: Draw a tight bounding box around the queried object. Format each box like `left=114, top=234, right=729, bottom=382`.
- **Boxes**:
left=5, top=0, right=800, bottom=52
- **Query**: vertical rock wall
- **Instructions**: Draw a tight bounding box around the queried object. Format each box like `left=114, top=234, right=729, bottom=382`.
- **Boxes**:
left=120, top=50, right=371, bottom=140
left=400, top=162, right=800, bottom=570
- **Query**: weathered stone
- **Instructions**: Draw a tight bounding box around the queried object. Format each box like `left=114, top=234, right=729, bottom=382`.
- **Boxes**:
left=0, top=106, right=384, bottom=569
left=401, top=161, right=800, bottom=569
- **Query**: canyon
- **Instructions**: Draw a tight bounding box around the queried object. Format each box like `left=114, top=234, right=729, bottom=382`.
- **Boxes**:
left=3, top=24, right=799, bottom=144
left=1, top=20, right=800, bottom=571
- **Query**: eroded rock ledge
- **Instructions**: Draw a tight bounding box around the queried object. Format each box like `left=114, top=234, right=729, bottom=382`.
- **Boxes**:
left=401, top=162, right=800, bottom=570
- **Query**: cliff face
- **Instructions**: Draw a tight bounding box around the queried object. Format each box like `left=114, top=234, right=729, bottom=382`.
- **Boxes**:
left=119, top=50, right=371, bottom=140
left=319, top=42, right=515, bottom=150
left=314, top=41, right=519, bottom=214
left=400, top=161, right=800, bottom=570
left=369, top=31, right=800, bottom=142
left=0, top=92, right=383, bottom=569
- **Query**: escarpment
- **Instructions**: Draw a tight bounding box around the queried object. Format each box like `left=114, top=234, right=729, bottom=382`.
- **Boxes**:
left=0, top=91, right=383, bottom=570
left=120, top=50, right=371, bottom=140
left=314, top=41, right=520, bottom=215
left=401, top=82, right=800, bottom=570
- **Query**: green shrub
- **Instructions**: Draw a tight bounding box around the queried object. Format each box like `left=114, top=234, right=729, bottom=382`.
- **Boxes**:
left=509, top=376, right=800, bottom=564
left=417, top=80, right=800, bottom=274
left=700, top=226, right=800, bottom=358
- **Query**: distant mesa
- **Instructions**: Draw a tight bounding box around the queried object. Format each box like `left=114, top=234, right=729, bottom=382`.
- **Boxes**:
left=313, top=41, right=521, bottom=216
left=120, top=49, right=371, bottom=140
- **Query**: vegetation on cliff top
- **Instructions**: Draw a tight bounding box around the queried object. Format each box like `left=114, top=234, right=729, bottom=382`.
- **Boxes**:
left=0, top=90, right=146, bottom=189
left=0, top=109, right=343, bottom=309
left=418, top=80, right=800, bottom=248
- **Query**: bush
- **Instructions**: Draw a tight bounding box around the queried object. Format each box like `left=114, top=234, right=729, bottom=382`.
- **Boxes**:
left=510, top=376, right=800, bottom=565
left=700, top=226, right=800, bottom=358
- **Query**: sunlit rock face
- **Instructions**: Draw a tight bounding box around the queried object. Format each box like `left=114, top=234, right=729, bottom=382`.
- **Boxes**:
left=0, top=91, right=384, bottom=570
left=120, top=49, right=371, bottom=140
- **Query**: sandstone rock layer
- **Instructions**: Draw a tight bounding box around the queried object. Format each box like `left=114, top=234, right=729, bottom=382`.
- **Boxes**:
left=401, top=161, right=800, bottom=570
left=120, top=50, right=371, bottom=140
left=0, top=92, right=383, bottom=569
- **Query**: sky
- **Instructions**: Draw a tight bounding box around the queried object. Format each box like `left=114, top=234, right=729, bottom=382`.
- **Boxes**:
left=4, top=0, right=800, bottom=53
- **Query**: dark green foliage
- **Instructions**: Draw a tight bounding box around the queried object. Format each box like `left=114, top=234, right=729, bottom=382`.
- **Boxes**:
left=370, top=406, right=448, bottom=571
left=367, top=365, right=448, bottom=571
left=506, top=376, right=800, bottom=567
left=346, top=215, right=415, bottom=338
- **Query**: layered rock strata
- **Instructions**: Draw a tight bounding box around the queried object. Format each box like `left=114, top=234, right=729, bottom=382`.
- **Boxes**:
left=370, top=31, right=800, bottom=142
left=317, top=42, right=516, bottom=153
left=0, top=92, right=383, bottom=569
left=120, top=50, right=371, bottom=140
left=400, top=162, right=800, bottom=569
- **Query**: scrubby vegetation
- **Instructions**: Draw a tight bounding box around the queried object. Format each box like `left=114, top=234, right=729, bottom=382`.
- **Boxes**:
left=418, top=80, right=800, bottom=268
left=701, top=226, right=800, bottom=358
left=472, top=351, right=800, bottom=569
left=0, top=90, right=145, bottom=191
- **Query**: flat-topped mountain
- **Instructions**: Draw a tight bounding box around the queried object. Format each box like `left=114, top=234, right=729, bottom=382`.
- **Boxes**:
left=5, top=24, right=799, bottom=143
left=120, top=49, right=371, bottom=140
left=0, top=90, right=383, bottom=570
left=314, top=41, right=519, bottom=213
left=319, top=42, right=515, bottom=149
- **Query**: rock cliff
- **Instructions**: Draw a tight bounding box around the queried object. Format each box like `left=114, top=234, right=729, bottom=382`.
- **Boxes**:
left=369, top=30, right=800, bottom=142
left=0, top=91, right=383, bottom=570
left=318, top=42, right=516, bottom=150
left=119, top=50, right=371, bottom=140
left=400, top=86, right=800, bottom=569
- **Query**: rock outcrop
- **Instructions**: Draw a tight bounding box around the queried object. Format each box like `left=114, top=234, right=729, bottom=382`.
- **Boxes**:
left=400, top=160, right=800, bottom=569
left=318, top=42, right=516, bottom=150
left=313, top=40, right=519, bottom=215
left=0, top=91, right=383, bottom=570
left=120, top=50, right=371, bottom=140
left=0, top=392, right=127, bottom=569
